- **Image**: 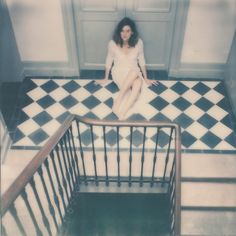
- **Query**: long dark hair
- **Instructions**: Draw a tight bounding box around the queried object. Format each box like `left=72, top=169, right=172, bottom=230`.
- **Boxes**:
left=113, top=17, right=139, bottom=47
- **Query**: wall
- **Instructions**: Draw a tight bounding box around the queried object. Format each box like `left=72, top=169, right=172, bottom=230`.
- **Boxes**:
left=171, top=0, right=236, bottom=78
left=225, top=31, right=236, bottom=121
left=5, top=0, right=78, bottom=77
left=0, top=0, right=23, bottom=83
left=6, top=0, right=68, bottom=62
left=182, top=0, right=235, bottom=64
left=2, top=0, right=236, bottom=79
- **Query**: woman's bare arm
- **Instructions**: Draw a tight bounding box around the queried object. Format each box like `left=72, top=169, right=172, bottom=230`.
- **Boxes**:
left=140, top=65, right=159, bottom=86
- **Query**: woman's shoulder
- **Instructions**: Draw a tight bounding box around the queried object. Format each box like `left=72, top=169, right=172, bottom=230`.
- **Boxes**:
left=108, top=40, right=116, bottom=47
left=137, top=38, right=143, bottom=46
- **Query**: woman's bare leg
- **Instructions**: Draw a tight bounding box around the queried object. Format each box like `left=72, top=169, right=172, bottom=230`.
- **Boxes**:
left=112, top=70, right=139, bottom=116
left=118, top=78, right=142, bottom=120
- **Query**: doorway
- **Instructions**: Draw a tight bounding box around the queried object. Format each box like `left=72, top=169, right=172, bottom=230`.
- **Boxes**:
left=73, top=0, right=177, bottom=71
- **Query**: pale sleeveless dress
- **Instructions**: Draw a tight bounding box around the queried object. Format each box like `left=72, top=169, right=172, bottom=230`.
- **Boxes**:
left=105, top=39, right=146, bottom=89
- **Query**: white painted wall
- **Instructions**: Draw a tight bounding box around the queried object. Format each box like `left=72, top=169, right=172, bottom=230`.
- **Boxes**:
left=181, top=0, right=236, bottom=64
left=5, top=0, right=236, bottom=69
left=6, top=0, right=68, bottom=62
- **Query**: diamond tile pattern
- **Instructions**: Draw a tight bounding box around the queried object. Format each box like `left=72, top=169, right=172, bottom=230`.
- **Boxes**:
left=37, top=95, right=55, bottom=109
left=62, top=80, right=81, bottom=93
left=41, top=80, right=59, bottom=93
left=12, top=79, right=236, bottom=152
left=150, top=96, right=169, bottom=110
left=192, top=82, right=211, bottom=95
left=171, top=82, right=189, bottom=95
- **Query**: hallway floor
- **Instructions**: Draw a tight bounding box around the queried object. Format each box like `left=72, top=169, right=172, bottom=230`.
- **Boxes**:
left=64, top=193, right=169, bottom=236
left=5, top=77, right=236, bottom=153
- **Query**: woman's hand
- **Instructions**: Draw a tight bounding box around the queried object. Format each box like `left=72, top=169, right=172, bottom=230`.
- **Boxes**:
left=94, top=78, right=108, bottom=85
left=144, top=78, right=159, bottom=86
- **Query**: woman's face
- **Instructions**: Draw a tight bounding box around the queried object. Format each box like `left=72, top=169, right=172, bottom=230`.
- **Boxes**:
left=120, top=25, right=133, bottom=42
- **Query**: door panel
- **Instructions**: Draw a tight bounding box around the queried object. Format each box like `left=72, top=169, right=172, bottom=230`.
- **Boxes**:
left=82, top=21, right=116, bottom=67
left=137, top=21, right=169, bottom=68
left=133, top=0, right=171, bottom=13
left=73, top=0, right=125, bottom=69
left=126, top=0, right=177, bottom=69
left=80, top=0, right=118, bottom=12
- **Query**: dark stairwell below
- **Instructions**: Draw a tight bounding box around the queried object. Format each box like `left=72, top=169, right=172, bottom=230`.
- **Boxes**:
left=64, top=193, right=169, bottom=236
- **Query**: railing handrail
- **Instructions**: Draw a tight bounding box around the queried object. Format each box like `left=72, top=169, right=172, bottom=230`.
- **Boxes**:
left=174, top=124, right=182, bottom=236
left=1, top=114, right=75, bottom=215
left=1, top=114, right=181, bottom=236
left=75, top=115, right=180, bottom=128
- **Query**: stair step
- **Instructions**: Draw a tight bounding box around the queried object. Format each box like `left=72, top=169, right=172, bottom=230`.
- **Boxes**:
left=181, top=210, right=236, bottom=236
left=182, top=153, right=236, bottom=178
left=1, top=165, right=20, bottom=194
left=181, top=182, right=236, bottom=207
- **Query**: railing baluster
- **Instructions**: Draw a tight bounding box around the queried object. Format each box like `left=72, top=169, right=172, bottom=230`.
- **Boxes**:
left=129, top=127, right=133, bottom=187
left=55, top=145, right=70, bottom=203
left=21, top=189, right=43, bottom=236
left=90, top=125, right=98, bottom=186
left=169, top=209, right=175, bottom=232
left=116, top=126, right=121, bottom=187
left=69, top=126, right=80, bottom=183
left=30, top=177, right=52, bottom=236
left=103, top=126, right=109, bottom=186
left=162, top=127, right=174, bottom=185
left=76, top=120, right=87, bottom=185
left=38, top=166, right=58, bottom=231
left=59, top=139, right=73, bottom=195
left=50, top=151, right=67, bottom=214
left=9, top=203, right=27, bottom=236
left=140, top=127, right=147, bottom=187
left=151, top=127, right=160, bottom=187
left=63, top=133, right=76, bottom=189
left=66, top=129, right=79, bottom=189
left=168, top=158, right=176, bottom=195
left=44, top=158, right=64, bottom=224
left=168, top=175, right=175, bottom=199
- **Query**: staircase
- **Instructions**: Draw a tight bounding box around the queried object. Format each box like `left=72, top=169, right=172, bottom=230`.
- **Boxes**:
left=181, top=153, right=236, bottom=236
left=60, top=153, right=236, bottom=236
left=2, top=115, right=236, bottom=236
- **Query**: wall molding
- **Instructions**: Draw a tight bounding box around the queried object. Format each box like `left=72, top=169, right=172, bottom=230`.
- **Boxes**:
left=19, top=0, right=79, bottom=78
left=23, top=67, right=78, bottom=77
left=170, top=62, right=225, bottom=79
left=0, top=112, right=12, bottom=164
left=169, top=0, right=190, bottom=77
left=224, top=31, right=236, bottom=119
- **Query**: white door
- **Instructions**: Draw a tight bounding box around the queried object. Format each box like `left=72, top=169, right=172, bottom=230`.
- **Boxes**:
left=126, top=0, right=177, bottom=70
left=73, top=0, right=125, bottom=70
left=73, top=0, right=176, bottom=70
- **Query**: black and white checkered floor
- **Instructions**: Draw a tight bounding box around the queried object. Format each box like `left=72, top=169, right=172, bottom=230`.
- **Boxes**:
left=13, top=78, right=236, bottom=153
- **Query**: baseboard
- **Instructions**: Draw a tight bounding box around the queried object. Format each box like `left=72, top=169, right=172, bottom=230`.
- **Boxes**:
left=169, top=63, right=225, bottom=79
left=23, top=67, right=79, bottom=77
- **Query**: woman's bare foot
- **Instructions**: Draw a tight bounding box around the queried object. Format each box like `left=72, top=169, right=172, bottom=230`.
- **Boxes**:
left=112, top=101, right=120, bottom=118
left=118, top=111, right=126, bottom=120
left=112, top=103, right=126, bottom=120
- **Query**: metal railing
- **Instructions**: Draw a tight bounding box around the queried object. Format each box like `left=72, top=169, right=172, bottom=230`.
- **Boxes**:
left=1, top=114, right=181, bottom=236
